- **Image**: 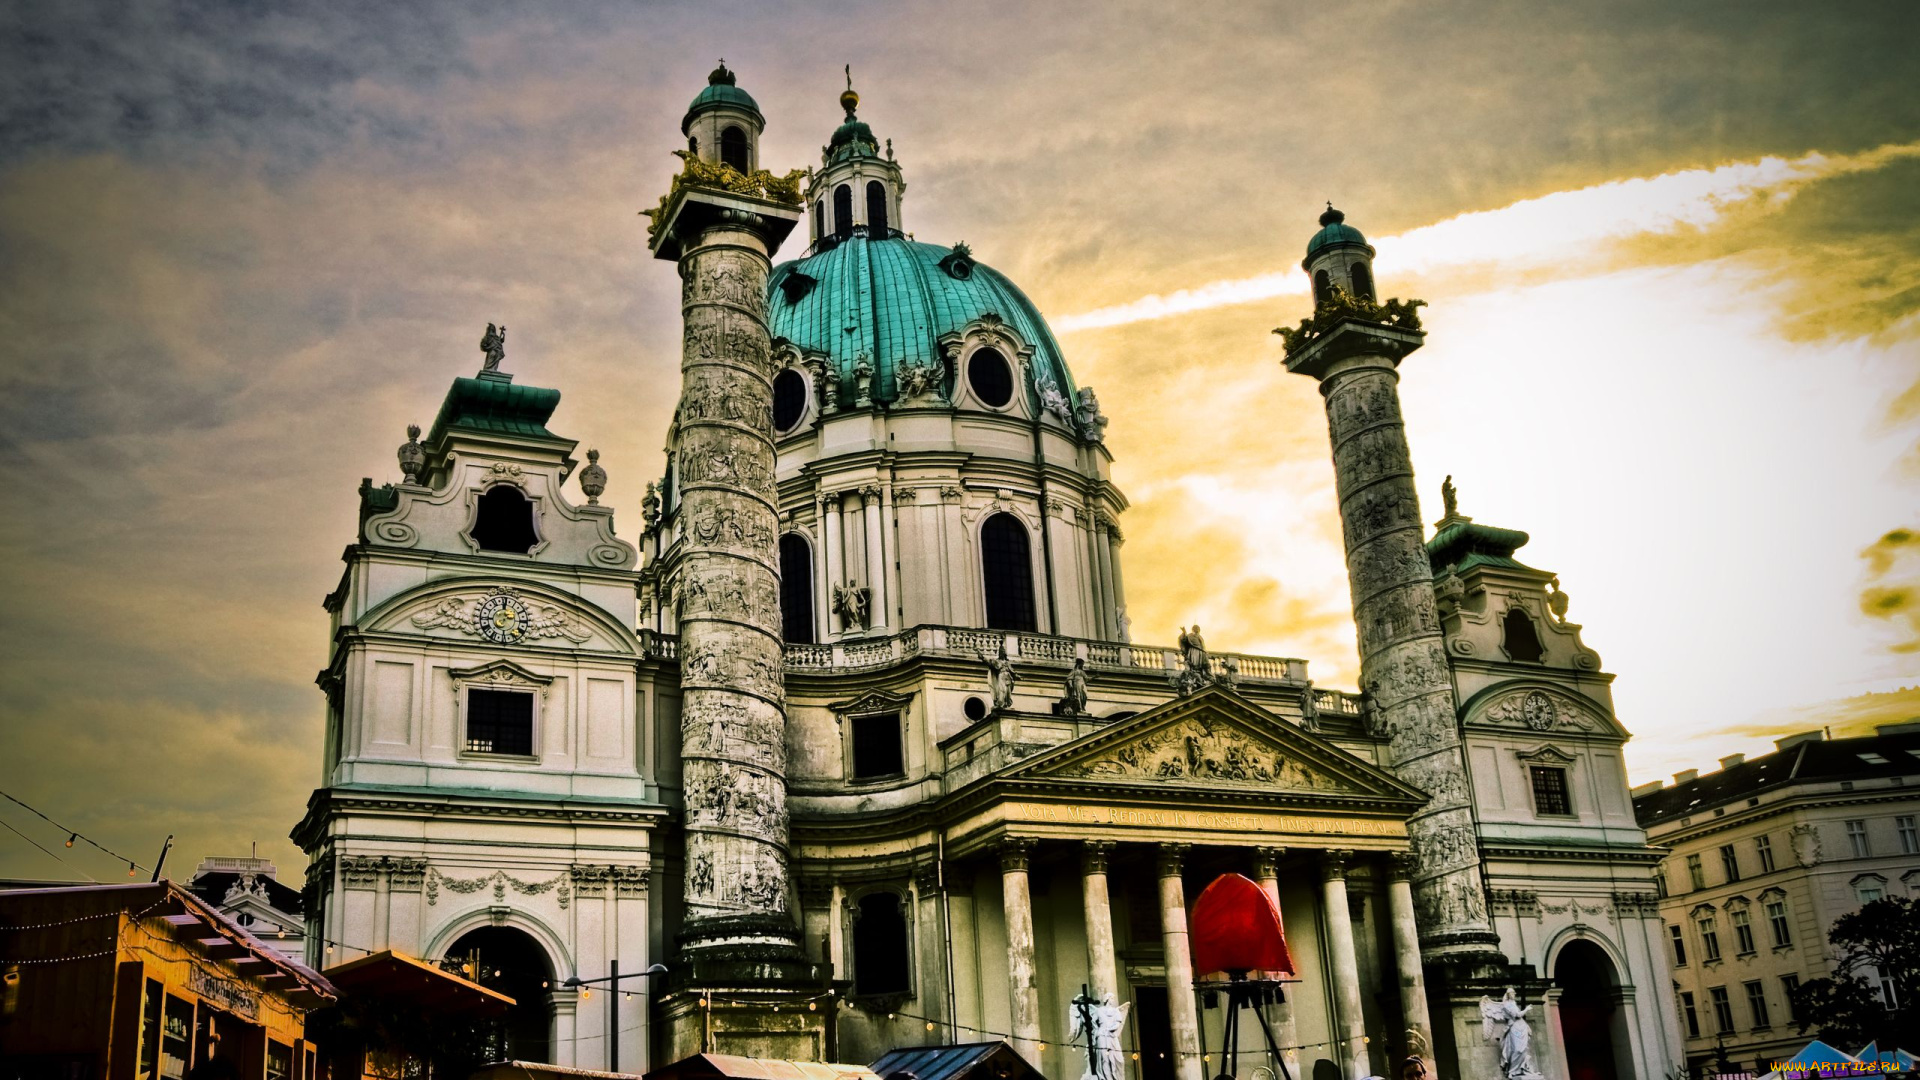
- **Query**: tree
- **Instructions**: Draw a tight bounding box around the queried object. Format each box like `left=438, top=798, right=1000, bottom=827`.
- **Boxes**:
left=1790, top=896, right=1920, bottom=1046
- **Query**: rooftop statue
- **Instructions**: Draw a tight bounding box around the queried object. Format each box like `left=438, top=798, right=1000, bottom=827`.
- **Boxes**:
left=480, top=322, right=506, bottom=371
left=1442, top=474, right=1458, bottom=518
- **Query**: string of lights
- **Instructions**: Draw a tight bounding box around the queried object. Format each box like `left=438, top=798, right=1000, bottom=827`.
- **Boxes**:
left=0, top=816, right=98, bottom=882
left=686, top=989, right=1366, bottom=1061
left=0, top=788, right=150, bottom=876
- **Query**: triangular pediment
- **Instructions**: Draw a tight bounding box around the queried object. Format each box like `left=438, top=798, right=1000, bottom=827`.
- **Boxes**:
left=998, top=685, right=1426, bottom=806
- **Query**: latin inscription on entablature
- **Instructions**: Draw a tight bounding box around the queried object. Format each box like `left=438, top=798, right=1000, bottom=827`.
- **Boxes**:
left=1002, top=802, right=1405, bottom=838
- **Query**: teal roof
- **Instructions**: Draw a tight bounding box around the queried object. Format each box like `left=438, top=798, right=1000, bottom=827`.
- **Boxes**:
left=1306, top=205, right=1371, bottom=260
left=1427, top=519, right=1534, bottom=576
left=682, top=63, right=763, bottom=135
left=767, top=235, right=1077, bottom=411
left=827, top=111, right=879, bottom=163
left=427, top=374, right=562, bottom=443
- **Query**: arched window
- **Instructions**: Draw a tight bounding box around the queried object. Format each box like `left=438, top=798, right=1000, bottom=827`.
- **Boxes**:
left=719, top=125, right=749, bottom=171
left=772, top=368, right=807, bottom=432
left=1503, top=607, right=1544, bottom=662
left=967, top=348, right=1014, bottom=408
left=833, top=185, right=853, bottom=239
left=866, top=180, right=889, bottom=238
left=816, top=198, right=827, bottom=240
left=981, top=513, right=1037, bottom=632
left=1350, top=262, right=1374, bottom=300
left=779, top=533, right=815, bottom=644
left=852, top=891, right=911, bottom=996
left=470, top=485, right=538, bottom=554
left=1313, top=269, right=1331, bottom=305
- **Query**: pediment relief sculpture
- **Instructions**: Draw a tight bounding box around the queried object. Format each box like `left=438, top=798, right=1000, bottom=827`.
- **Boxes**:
left=1048, top=715, right=1345, bottom=791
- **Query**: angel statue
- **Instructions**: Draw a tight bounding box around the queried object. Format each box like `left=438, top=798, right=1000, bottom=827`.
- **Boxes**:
left=1068, top=990, right=1130, bottom=1080
left=480, top=322, right=507, bottom=371
left=1479, top=988, right=1543, bottom=1080
left=984, top=644, right=1017, bottom=712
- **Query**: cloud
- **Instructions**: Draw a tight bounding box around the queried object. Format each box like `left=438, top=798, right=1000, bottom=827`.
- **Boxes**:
left=1055, top=141, right=1920, bottom=332
left=1861, top=528, right=1920, bottom=653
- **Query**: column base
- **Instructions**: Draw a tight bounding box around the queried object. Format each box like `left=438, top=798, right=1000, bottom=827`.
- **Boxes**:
left=656, top=915, right=842, bottom=1064
left=1422, top=950, right=1551, bottom=1080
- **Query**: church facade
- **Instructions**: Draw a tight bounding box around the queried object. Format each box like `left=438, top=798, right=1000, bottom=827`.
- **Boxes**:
left=293, top=65, right=1683, bottom=1080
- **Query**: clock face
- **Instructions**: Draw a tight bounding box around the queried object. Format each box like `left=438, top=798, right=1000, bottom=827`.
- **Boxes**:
left=473, top=589, right=530, bottom=644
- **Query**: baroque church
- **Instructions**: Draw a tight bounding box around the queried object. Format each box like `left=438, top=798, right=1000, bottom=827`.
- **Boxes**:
left=293, top=64, right=1684, bottom=1080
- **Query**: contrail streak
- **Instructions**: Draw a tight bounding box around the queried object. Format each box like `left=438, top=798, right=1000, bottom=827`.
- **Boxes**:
left=1054, top=141, right=1920, bottom=333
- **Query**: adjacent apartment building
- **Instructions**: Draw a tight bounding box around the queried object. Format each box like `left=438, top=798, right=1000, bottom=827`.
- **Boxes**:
left=1633, top=724, right=1920, bottom=1077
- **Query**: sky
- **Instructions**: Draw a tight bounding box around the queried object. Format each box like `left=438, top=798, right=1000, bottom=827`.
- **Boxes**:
left=1, top=0, right=1917, bottom=882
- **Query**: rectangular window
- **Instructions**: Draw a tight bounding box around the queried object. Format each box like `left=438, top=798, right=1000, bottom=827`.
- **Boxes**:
left=1530, top=766, right=1572, bottom=815
left=1731, top=908, right=1756, bottom=954
left=1899, top=815, right=1919, bottom=855
left=1880, top=975, right=1900, bottom=1009
left=850, top=712, right=905, bottom=780
left=1858, top=880, right=1885, bottom=904
left=1668, top=923, right=1688, bottom=967
left=266, top=1043, right=292, bottom=1080
left=1656, top=869, right=1669, bottom=898
left=140, top=978, right=163, bottom=1080
left=1680, top=990, right=1700, bottom=1039
left=1687, top=853, right=1706, bottom=890
left=465, top=688, right=534, bottom=756
left=1756, top=834, right=1776, bottom=874
left=1745, top=981, right=1770, bottom=1028
left=1720, top=843, right=1741, bottom=883
left=1699, top=915, right=1722, bottom=962
left=1846, top=819, right=1871, bottom=857
left=1780, top=974, right=1800, bottom=1022
left=161, top=995, right=192, bottom=1080
left=1709, top=986, right=1735, bottom=1033
left=1766, top=899, right=1792, bottom=947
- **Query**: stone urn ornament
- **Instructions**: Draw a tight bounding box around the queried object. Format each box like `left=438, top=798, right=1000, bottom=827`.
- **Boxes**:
left=579, top=448, right=607, bottom=505
left=397, top=424, right=426, bottom=482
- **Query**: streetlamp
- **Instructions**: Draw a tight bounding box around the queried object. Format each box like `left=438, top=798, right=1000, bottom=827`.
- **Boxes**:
left=562, top=962, right=669, bottom=1072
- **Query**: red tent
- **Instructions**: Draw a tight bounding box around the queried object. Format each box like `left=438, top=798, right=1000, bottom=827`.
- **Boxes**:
left=1191, top=873, right=1294, bottom=978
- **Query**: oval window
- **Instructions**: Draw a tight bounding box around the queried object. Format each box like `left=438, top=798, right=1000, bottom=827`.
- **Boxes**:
left=772, top=369, right=807, bottom=432
left=968, top=348, right=1014, bottom=408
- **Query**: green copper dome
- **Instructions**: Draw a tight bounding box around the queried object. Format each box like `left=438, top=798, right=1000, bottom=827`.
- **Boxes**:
left=1305, top=205, right=1370, bottom=261
left=767, top=236, right=1077, bottom=410
left=682, top=62, right=763, bottom=135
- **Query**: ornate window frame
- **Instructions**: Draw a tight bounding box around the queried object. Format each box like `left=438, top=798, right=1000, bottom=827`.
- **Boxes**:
left=450, top=660, right=552, bottom=763
left=830, top=689, right=914, bottom=786
left=941, top=316, right=1035, bottom=419
left=844, top=882, right=916, bottom=1008
left=1516, top=744, right=1578, bottom=818
left=770, top=342, right=818, bottom=436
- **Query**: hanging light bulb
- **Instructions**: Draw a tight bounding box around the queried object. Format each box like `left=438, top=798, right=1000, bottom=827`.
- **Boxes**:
left=925, top=1021, right=935, bottom=1032
left=65, top=834, right=75, bottom=848
left=626, top=992, right=634, bottom=1001
left=582, top=989, right=590, bottom=1000
left=128, top=862, right=137, bottom=877
left=1131, top=1054, right=1140, bottom=1062
left=808, top=1002, right=817, bottom=1012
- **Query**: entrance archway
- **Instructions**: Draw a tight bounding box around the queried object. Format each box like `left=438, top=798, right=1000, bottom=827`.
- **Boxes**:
left=445, top=925, right=554, bottom=1063
left=1555, top=939, right=1626, bottom=1080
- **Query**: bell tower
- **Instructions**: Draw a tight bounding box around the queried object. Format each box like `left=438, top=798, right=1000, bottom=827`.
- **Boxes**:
left=647, top=65, right=835, bottom=1061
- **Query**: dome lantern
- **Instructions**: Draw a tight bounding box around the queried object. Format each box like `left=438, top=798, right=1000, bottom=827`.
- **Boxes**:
left=807, top=66, right=905, bottom=246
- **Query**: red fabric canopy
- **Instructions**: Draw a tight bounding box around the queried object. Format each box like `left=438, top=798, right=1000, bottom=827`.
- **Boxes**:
left=1190, top=873, right=1294, bottom=977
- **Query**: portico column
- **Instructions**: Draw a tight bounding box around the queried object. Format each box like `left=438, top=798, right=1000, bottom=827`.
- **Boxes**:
left=1106, top=524, right=1128, bottom=641
left=1251, top=847, right=1299, bottom=1060
left=1089, top=515, right=1114, bottom=639
left=1159, top=843, right=1204, bottom=1080
left=1387, top=852, right=1436, bottom=1079
left=1082, top=841, right=1120, bottom=1004
left=861, top=484, right=888, bottom=629
left=822, top=491, right=844, bottom=634
left=1001, top=838, right=1043, bottom=1064
left=1321, top=851, right=1369, bottom=1080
